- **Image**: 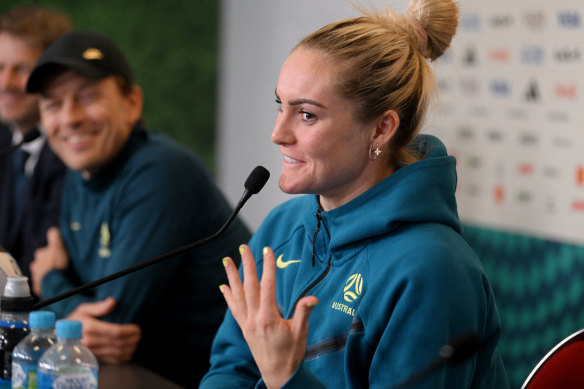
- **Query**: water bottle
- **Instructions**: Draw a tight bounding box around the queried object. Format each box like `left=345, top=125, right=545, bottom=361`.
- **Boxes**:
left=0, top=276, right=33, bottom=389
left=37, top=320, right=98, bottom=389
left=12, top=311, right=56, bottom=389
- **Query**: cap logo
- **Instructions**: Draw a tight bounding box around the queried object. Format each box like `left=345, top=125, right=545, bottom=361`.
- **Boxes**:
left=82, top=48, right=104, bottom=61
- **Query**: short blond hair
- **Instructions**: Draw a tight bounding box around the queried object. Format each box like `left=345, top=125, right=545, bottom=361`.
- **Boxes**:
left=295, top=0, right=458, bottom=166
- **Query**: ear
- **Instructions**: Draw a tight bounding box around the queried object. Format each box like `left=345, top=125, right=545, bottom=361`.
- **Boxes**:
left=371, top=109, right=399, bottom=146
left=125, top=85, right=144, bottom=125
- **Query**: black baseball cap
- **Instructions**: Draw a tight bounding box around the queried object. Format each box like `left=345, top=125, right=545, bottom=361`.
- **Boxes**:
left=26, top=30, right=134, bottom=93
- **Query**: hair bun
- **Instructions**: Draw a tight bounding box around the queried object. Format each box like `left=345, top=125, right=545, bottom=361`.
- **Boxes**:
left=406, top=0, right=459, bottom=61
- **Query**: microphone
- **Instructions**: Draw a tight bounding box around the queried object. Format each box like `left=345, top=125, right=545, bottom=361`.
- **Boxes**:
left=33, top=165, right=270, bottom=310
left=0, top=127, right=41, bottom=157
left=391, top=332, right=480, bottom=389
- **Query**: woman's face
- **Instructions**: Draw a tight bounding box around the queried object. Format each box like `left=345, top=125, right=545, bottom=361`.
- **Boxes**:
left=272, top=48, right=376, bottom=211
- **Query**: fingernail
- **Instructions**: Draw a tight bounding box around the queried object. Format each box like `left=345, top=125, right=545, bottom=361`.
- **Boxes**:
left=239, top=245, right=245, bottom=255
left=222, top=257, right=229, bottom=268
left=219, top=285, right=225, bottom=293
left=263, top=246, right=269, bottom=256
left=307, top=302, right=318, bottom=307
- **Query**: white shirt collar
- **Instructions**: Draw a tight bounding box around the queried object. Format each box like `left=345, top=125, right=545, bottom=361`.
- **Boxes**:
left=12, top=126, right=46, bottom=177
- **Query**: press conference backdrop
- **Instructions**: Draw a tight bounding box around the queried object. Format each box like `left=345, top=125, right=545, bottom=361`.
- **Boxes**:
left=217, top=1, right=584, bottom=387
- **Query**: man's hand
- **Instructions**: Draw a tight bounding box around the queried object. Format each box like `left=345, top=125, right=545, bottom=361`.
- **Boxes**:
left=66, top=297, right=142, bottom=364
left=30, top=227, right=69, bottom=296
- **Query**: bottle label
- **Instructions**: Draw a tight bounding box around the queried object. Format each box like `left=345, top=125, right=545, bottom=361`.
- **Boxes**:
left=38, top=371, right=97, bottom=389
left=0, top=324, right=29, bottom=380
left=11, top=362, right=36, bottom=389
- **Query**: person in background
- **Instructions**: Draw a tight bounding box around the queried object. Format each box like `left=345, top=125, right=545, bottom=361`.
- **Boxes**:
left=27, top=29, right=252, bottom=388
left=0, top=5, right=69, bottom=294
left=200, top=0, right=510, bottom=387
left=1, top=5, right=144, bottom=370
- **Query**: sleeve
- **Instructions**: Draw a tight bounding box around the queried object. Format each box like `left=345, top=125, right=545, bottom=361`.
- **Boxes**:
left=199, top=232, right=265, bottom=388
left=278, top=365, right=327, bottom=389
left=358, top=238, right=507, bottom=389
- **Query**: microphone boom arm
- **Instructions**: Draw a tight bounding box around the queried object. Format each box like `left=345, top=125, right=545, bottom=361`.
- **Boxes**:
left=33, top=166, right=269, bottom=310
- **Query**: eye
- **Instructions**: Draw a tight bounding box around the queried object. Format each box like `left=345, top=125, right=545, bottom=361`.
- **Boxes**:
left=15, top=64, right=31, bottom=76
left=300, top=111, right=316, bottom=121
left=275, top=98, right=283, bottom=113
left=78, top=91, right=99, bottom=105
left=40, top=99, right=61, bottom=113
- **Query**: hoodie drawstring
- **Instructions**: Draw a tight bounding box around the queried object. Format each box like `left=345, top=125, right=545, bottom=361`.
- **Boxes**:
left=311, top=210, right=322, bottom=267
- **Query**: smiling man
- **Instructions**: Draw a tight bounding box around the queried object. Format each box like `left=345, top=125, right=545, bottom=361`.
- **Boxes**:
left=26, top=30, right=251, bottom=387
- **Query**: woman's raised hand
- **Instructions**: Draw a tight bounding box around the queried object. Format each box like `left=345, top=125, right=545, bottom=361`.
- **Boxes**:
left=220, top=245, right=318, bottom=389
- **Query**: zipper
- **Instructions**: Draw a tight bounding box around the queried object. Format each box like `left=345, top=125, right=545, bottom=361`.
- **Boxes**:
left=311, top=209, right=323, bottom=267
left=287, top=261, right=331, bottom=319
left=303, top=318, right=365, bottom=361
left=289, top=208, right=329, bottom=318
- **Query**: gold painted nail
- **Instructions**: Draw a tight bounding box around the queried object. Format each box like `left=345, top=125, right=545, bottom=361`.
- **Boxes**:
left=239, top=245, right=245, bottom=255
left=219, top=285, right=225, bottom=293
left=222, top=257, right=229, bottom=268
left=307, top=302, right=318, bottom=307
left=263, top=246, right=269, bottom=256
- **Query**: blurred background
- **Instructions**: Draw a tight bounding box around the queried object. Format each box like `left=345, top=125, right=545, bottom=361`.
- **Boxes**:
left=1, top=0, right=220, bottom=170
left=3, top=1, right=584, bottom=387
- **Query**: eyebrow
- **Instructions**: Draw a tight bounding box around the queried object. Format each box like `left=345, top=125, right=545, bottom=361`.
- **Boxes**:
left=41, top=79, right=99, bottom=99
left=275, top=88, right=326, bottom=109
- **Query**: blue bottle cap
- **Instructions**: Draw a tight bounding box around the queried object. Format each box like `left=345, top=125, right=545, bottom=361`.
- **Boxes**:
left=56, top=320, right=82, bottom=339
left=29, top=311, right=56, bottom=329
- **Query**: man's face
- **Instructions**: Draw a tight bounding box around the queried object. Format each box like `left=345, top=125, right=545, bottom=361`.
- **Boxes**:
left=39, top=70, right=142, bottom=178
left=0, top=32, right=43, bottom=132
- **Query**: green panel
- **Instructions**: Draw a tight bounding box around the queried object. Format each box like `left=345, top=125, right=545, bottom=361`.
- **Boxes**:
left=464, top=225, right=584, bottom=388
left=1, top=0, right=219, bottom=171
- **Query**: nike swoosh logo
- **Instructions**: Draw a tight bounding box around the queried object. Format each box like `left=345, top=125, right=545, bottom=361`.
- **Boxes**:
left=276, top=254, right=301, bottom=269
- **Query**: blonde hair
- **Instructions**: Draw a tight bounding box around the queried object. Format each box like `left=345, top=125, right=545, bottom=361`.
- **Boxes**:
left=294, top=0, right=458, bottom=166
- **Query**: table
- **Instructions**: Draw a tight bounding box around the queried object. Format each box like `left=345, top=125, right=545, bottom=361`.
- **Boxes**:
left=99, top=363, right=185, bottom=388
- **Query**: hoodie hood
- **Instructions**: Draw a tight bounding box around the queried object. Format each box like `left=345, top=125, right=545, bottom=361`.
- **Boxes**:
left=301, top=134, right=461, bottom=262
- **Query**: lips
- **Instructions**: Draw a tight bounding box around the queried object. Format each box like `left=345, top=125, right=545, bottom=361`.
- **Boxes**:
left=61, top=131, right=96, bottom=149
left=67, top=133, right=92, bottom=143
left=0, top=91, right=25, bottom=105
left=283, top=155, right=302, bottom=163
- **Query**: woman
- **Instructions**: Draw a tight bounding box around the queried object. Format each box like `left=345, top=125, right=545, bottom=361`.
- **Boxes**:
left=200, top=0, right=509, bottom=387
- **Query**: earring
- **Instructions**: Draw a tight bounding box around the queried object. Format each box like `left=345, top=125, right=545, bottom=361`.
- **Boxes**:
left=369, top=143, right=381, bottom=161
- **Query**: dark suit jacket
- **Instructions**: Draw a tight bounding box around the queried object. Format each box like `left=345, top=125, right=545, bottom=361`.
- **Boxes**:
left=0, top=123, right=66, bottom=283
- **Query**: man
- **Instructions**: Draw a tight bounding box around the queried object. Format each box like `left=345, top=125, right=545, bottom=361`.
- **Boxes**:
left=0, top=5, right=69, bottom=289
left=27, top=30, right=251, bottom=387
left=0, top=7, right=141, bottom=369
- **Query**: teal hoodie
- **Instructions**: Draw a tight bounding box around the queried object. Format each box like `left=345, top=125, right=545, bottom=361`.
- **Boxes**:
left=42, top=125, right=251, bottom=388
left=200, top=134, right=509, bottom=388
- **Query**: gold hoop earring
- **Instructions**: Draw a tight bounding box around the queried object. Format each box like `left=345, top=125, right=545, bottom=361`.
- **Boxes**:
left=369, top=143, right=381, bottom=161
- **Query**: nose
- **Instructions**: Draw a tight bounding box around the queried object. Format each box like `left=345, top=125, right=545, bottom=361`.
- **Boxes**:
left=60, top=99, right=85, bottom=129
left=271, top=113, right=294, bottom=146
left=0, top=67, right=18, bottom=91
